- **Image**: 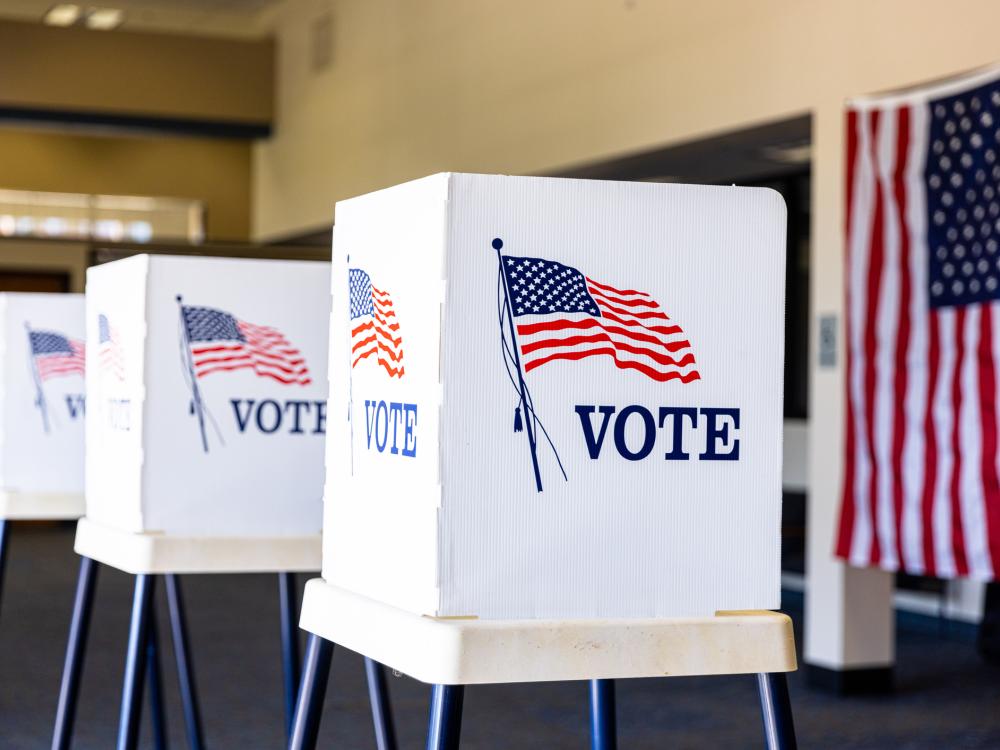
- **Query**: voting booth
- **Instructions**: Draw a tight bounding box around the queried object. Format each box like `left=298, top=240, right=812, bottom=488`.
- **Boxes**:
left=0, top=292, right=85, bottom=519
left=84, top=254, right=330, bottom=537
left=293, top=174, right=796, bottom=750
left=323, top=173, right=787, bottom=620
left=53, top=255, right=344, bottom=750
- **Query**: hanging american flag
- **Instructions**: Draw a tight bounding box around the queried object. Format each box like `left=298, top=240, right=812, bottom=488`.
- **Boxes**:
left=837, top=68, right=1000, bottom=580
left=180, top=305, right=311, bottom=386
left=349, top=268, right=404, bottom=378
left=29, top=329, right=85, bottom=381
left=499, top=254, right=700, bottom=383
left=98, top=313, right=125, bottom=381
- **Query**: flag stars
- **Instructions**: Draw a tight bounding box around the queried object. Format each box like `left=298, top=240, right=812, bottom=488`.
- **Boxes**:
left=927, top=81, right=1000, bottom=306
left=501, top=255, right=600, bottom=317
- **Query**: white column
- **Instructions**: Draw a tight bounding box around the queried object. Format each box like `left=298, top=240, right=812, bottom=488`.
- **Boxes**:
left=803, top=98, right=895, bottom=684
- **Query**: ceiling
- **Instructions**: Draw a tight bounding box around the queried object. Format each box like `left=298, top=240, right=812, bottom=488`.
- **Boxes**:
left=0, top=0, right=284, bottom=38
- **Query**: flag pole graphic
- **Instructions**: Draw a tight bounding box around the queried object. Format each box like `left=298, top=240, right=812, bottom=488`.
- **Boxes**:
left=494, top=238, right=543, bottom=492
left=176, top=296, right=209, bottom=453
left=25, top=322, right=50, bottom=433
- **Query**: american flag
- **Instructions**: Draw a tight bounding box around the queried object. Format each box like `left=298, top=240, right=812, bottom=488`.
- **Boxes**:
left=180, top=305, right=311, bottom=386
left=29, top=329, right=85, bottom=381
left=838, top=69, right=1000, bottom=580
left=349, top=269, right=404, bottom=378
left=500, top=254, right=700, bottom=383
left=97, top=313, right=125, bottom=381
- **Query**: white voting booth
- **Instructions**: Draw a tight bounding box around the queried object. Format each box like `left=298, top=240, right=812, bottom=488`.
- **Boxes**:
left=323, top=173, right=786, bottom=619
left=55, top=255, right=341, bottom=750
left=294, top=174, right=797, bottom=750
left=81, top=254, right=329, bottom=550
left=0, top=294, right=86, bottom=743
left=0, top=293, right=85, bottom=519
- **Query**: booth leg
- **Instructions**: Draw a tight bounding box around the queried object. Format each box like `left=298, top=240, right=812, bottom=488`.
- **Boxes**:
left=589, top=679, right=617, bottom=750
left=288, top=634, right=334, bottom=750
left=426, top=684, right=464, bottom=750
left=52, top=556, right=99, bottom=750
left=165, top=574, right=204, bottom=750
left=116, top=574, right=156, bottom=750
left=756, top=672, right=798, bottom=750
left=365, top=658, right=398, bottom=750
left=147, top=617, right=168, bottom=750
left=0, top=519, right=9, bottom=620
left=278, top=572, right=300, bottom=740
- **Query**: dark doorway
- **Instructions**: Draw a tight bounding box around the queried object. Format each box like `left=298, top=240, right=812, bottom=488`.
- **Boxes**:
left=0, top=270, right=70, bottom=293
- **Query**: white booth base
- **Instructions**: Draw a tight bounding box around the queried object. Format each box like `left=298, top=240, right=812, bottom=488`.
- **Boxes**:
left=73, top=518, right=322, bottom=575
left=0, top=491, right=85, bottom=520
left=298, top=578, right=798, bottom=686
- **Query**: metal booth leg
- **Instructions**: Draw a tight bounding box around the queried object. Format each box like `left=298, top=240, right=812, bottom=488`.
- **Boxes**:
left=426, top=684, right=464, bottom=750
left=278, top=572, right=300, bottom=740
left=0, top=519, right=10, bottom=621
left=365, top=658, right=398, bottom=750
left=116, top=574, right=157, bottom=750
left=589, top=679, right=617, bottom=750
left=52, top=555, right=100, bottom=750
left=288, top=634, right=335, bottom=750
left=756, top=672, right=798, bottom=750
left=165, top=574, right=204, bottom=750
left=146, top=617, right=168, bottom=750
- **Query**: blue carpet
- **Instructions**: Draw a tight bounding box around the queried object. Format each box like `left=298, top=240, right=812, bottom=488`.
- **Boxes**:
left=0, top=523, right=997, bottom=748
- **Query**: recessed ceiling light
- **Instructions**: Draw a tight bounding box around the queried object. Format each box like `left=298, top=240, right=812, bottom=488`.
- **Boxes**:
left=44, top=3, right=82, bottom=26
left=85, top=7, right=125, bottom=30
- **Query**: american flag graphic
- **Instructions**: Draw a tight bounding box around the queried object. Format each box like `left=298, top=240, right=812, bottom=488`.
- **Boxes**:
left=180, top=305, right=311, bottom=386
left=838, top=69, right=1000, bottom=580
left=349, top=269, right=404, bottom=378
left=29, top=329, right=85, bottom=381
left=97, top=314, right=125, bottom=381
left=500, top=254, right=700, bottom=383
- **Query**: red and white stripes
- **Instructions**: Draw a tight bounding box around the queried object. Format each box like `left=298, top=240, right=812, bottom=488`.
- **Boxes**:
left=837, top=96, right=1000, bottom=580
left=351, top=284, right=405, bottom=378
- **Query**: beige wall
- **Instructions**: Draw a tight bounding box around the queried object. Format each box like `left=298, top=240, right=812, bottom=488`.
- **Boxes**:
left=253, top=0, right=1000, bottom=241
left=0, top=127, right=252, bottom=242
left=0, top=20, right=272, bottom=125
left=254, top=0, right=1000, bottom=669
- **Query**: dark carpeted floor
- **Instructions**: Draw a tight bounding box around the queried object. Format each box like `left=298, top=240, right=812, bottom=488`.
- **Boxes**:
left=0, top=523, right=998, bottom=749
